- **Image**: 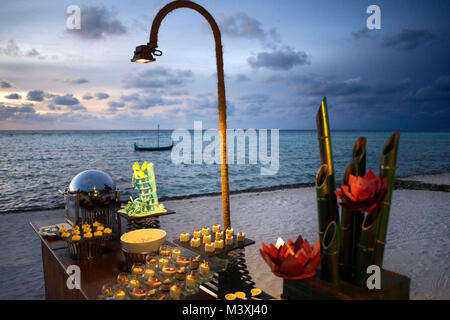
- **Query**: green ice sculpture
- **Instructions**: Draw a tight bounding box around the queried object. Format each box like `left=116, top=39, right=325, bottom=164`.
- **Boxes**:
left=120, top=161, right=166, bottom=216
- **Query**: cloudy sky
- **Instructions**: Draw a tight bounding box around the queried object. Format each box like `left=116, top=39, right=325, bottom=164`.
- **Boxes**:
left=0, top=0, right=449, bottom=130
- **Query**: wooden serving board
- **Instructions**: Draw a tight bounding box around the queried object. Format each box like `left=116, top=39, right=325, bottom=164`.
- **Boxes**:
left=173, top=237, right=255, bottom=257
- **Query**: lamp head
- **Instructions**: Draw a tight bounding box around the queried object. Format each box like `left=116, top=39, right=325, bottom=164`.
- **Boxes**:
left=131, top=44, right=162, bottom=63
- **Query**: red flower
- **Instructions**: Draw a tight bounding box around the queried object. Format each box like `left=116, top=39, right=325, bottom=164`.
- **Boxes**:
left=260, top=235, right=321, bottom=280
left=335, top=170, right=387, bottom=213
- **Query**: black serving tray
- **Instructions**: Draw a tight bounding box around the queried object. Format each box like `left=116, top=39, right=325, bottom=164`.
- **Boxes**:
left=173, top=237, right=255, bottom=257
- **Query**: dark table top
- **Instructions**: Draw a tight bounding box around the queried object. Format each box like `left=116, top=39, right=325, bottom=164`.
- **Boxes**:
left=30, top=218, right=213, bottom=300
left=116, top=208, right=176, bottom=220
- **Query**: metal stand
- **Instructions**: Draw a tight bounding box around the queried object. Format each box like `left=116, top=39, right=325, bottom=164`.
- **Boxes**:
left=116, top=208, right=175, bottom=236
left=129, top=217, right=161, bottom=231
left=200, top=248, right=256, bottom=299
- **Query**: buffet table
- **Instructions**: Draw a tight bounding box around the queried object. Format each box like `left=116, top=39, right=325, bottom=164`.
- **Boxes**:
left=30, top=219, right=213, bottom=300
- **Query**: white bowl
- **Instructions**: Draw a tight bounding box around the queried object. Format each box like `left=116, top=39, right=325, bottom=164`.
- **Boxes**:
left=120, top=229, right=166, bottom=253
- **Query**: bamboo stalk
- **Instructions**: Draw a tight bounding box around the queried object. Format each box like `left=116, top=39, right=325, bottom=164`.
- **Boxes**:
left=339, top=163, right=357, bottom=281
left=352, top=137, right=367, bottom=176
left=315, top=164, right=332, bottom=252
left=321, top=221, right=340, bottom=284
left=355, top=209, right=379, bottom=286
left=352, top=213, right=364, bottom=281
left=351, top=137, right=367, bottom=279
left=373, top=132, right=400, bottom=267
left=316, top=97, right=339, bottom=225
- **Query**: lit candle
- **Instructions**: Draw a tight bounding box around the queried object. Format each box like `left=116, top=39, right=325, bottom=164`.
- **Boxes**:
left=275, top=237, right=285, bottom=249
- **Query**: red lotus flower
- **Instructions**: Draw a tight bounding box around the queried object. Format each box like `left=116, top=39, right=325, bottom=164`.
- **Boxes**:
left=260, top=235, right=321, bottom=280
left=335, top=170, right=387, bottom=213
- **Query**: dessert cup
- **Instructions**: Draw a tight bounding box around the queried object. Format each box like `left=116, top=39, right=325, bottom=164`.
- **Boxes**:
left=146, top=276, right=162, bottom=290
left=129, top=288, right=147, bottom=300
left=185, top=272, right=199, bottom=294
left=101, top=282, right=115, bottom=300
left=145, top=254, right=158, bottom=269
left=117, top=272, right=129, bottom=287
left=131, top=263, right=145, bottom=277
left=113, top=287, right=128, bottom=300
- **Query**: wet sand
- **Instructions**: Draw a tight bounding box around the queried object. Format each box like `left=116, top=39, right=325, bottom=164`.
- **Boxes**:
left=0, top=173, right=449, bottom=299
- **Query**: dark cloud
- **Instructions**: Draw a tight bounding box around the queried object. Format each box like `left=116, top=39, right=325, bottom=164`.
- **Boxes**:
left=270, top=73, right=416, bottom=118
left=239, top=94, right=269, bottom=104
left=274, top=73, right=369, bottom=98
left=169, top=90, right=189, bottom=96
left=408, top=75, right=450, bottom=102
left=264, top=72, right=448, bottom=130
left=26, top=90, right=45, bottom=102
left=181, top=94, right=236, bottom=117
left=47, top=104, right=61, bottom=111
left=0, top=104, right=97, bottom=124
left=107, top=101, right=125, bottom=108
left=67, top=104, right=87, bottom=112
left=106, top=92, right=181, bottom=113
left=0, top=39, right=45, bottom=59
left=0, top=80, right=13, bottom=88
left=122, top=67, right=193, bottom=89
left=130, top=97, right=181, bottom=110
left=53, top=94, right=80, bottom=106
left=0, top=103, right=35, bottom=120
left=0, top=39, right=20, bottom=57
left=435, top=75, right=450, bottom=91
left=218, top=12, right=280, bottom=45
left=26, top=90, right=93, bottom=112
left=82, top=93, right=94, bottom=100
left=95, top=92, right=109, bottom=100
left=237, top=94, right=270, bottom=115
left=106, top=100, right=125, bottom=113
left=65, top=77, right=89, bottom=84
left=373, top=79, right=411, bottom=95
left=247, top=48, right=310, bottom=71
left=25, top=48, right=39, bottom=57
left=5, top=93, right=21, bottom=99
left=67, top=6, right=127, bottom=40
left=120, top=93, right=141, bottom=102
left=382, top=29, right=435, bottom=51
left=130, top=14, right=153, bottom=33
left=235, top=74, right=250, bottom=82
left=352, top=28, right=379, bottom=40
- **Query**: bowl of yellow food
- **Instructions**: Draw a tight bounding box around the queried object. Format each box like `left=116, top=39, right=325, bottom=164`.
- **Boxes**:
left=120, top=229, right=167, bottom=253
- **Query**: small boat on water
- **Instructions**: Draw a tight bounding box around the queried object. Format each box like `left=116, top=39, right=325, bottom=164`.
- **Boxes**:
left=134, top=142, right=173, bottom=151
left=134, top=124, right=173, bottom=151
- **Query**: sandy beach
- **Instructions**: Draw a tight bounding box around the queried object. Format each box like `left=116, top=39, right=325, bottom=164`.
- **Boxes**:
left=0, top=173, right=449, bottom=300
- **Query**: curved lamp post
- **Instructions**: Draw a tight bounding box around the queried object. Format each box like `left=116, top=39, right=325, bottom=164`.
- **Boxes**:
left=131, top=0, right=231, bottom=229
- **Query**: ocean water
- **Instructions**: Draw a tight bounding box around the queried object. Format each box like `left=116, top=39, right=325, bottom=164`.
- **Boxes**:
left=0, top=130, right=449, bottom=214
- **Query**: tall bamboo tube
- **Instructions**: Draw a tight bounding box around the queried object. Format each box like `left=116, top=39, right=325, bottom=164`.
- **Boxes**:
left=355, top=209, right=379, bottom=286
left=146, top=0, right=231, bottom=229
left=373, top=132, right=400, bottom=267
left=322, top=221, right=340, bottom=284
left=352, top=137, right=367, bottom=176
left=316, top=97, right=339, bottom=225
left=315, top=164, right=332, bottom=251
left=339, top=163, right=357, bottom=281
left=351, top=137, right=367, bottom=277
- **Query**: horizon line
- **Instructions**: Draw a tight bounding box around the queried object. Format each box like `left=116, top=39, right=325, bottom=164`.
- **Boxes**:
left=0, top=129, right=449, bottom=132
